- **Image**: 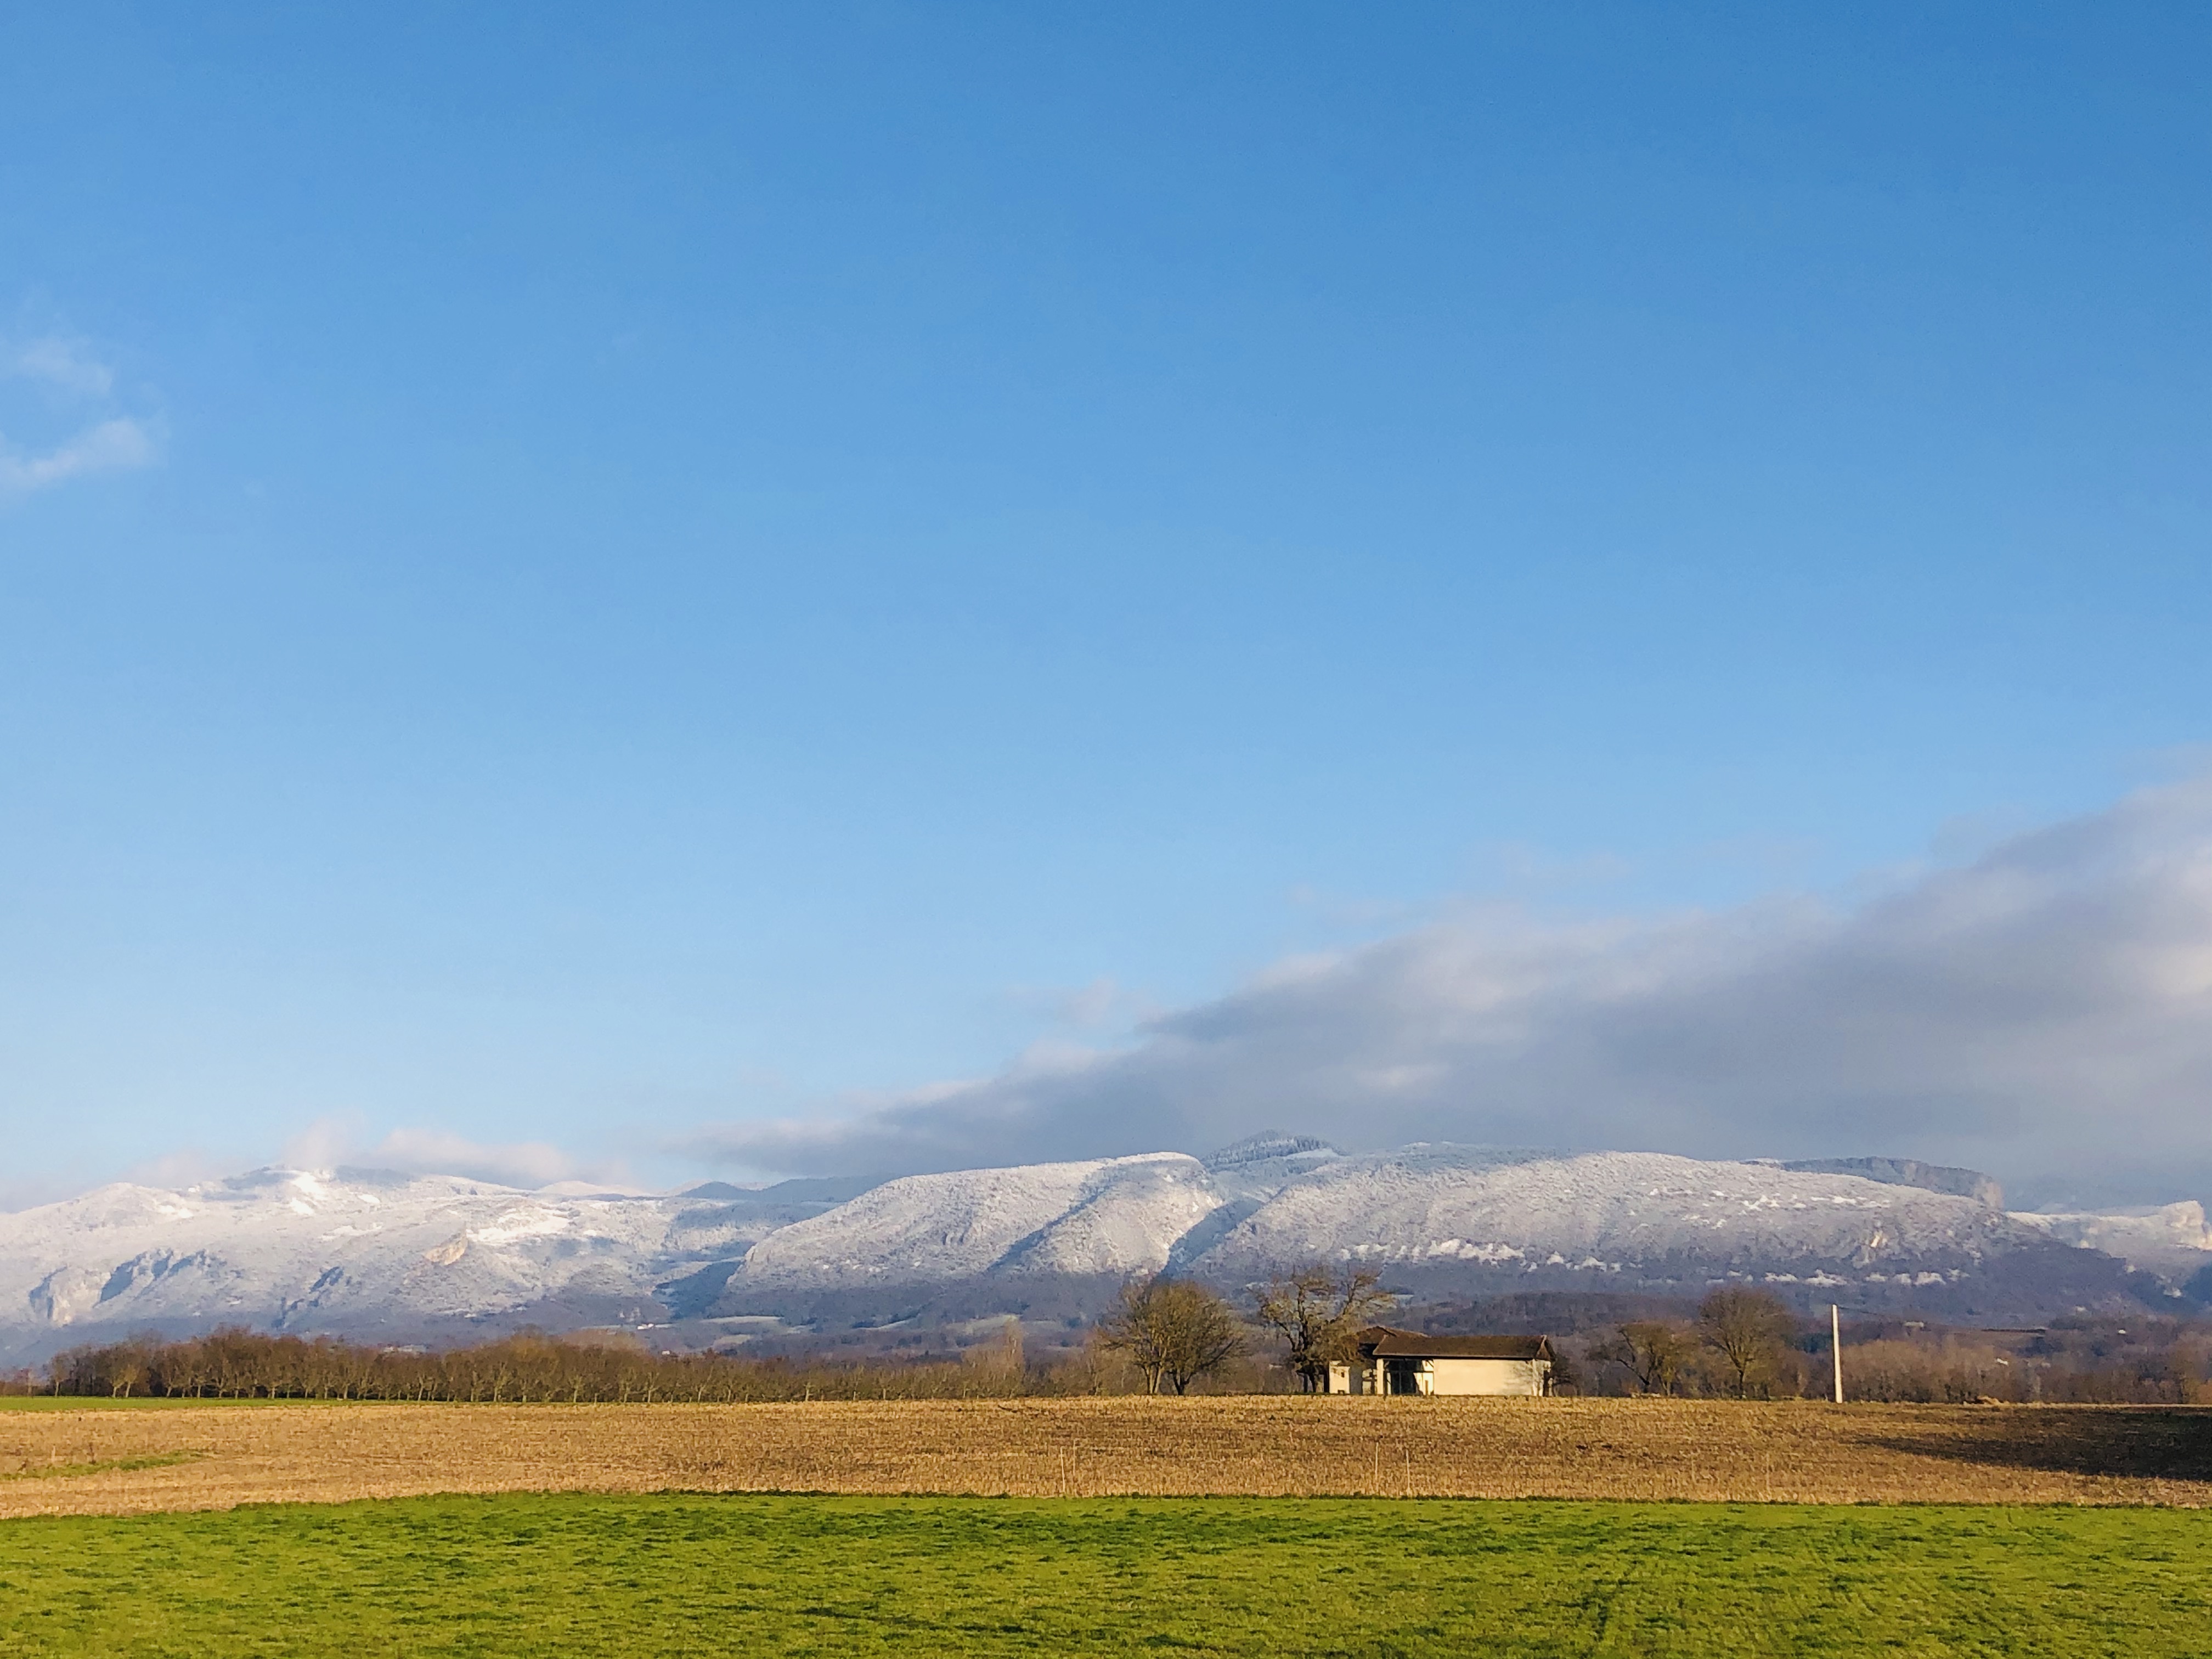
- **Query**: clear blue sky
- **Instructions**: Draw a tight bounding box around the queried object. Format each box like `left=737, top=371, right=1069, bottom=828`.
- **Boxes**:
left=2, top=3, right=2205, bottom=1197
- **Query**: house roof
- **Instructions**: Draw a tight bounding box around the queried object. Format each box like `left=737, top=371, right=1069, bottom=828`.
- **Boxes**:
left=1362, top=1331, right=1553, bottom=1362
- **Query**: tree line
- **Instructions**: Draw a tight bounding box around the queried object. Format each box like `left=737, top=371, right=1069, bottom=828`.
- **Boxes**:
left=19, top=1322, right=1075, bottom=1404
left=1102, top=1275, right=2212, bottom=1403
left=14, top=1265, right=1399, bottom=1403
left=1582, top=1293, right=2212, bottom=1403
left=13, top=1273, right=2204, bottom=1404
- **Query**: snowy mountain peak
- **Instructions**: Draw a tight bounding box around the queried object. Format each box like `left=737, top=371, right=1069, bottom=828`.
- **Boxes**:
left=1204, top=1131, right=1338, bottom=1171
left=0, top=1166, right=777, bottom=1361
left=738, top=1153, right=1223, bottom=1289
left=2012, top=1201, right=2212, bottom=1277
left=2, top=1143, right=2202, bottom=1363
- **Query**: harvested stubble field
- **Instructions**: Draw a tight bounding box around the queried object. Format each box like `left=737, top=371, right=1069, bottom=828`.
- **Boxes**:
left=1, top=1395, right=2206, bottom=1516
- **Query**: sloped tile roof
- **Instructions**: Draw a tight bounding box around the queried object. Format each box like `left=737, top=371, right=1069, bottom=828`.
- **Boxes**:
left=1364, top=1331, right=1553, bottom=1361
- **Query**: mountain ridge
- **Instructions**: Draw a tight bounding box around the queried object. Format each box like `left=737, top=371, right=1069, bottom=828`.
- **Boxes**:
left=1, top=1143, right=2202, bottom=1364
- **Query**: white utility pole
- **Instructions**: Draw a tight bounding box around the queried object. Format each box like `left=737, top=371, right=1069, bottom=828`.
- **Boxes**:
left=1830, top=1304, right=1844, bottom=1404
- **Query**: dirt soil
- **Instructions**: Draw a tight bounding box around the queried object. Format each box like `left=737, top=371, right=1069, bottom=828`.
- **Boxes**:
left=2, top=1396, right=2207, bottom=1517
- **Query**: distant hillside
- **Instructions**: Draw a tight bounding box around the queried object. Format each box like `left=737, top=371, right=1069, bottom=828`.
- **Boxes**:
left=1779, top=1157, right=2005, bottom=1210
left=1, top=1143, right=2202, bottom=1363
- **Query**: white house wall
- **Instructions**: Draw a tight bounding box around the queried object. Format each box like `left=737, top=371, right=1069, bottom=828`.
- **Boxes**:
left=1423, top=1358, right=1547, bottom=1396
left=1323, top=1357, right=1550, bottom=1396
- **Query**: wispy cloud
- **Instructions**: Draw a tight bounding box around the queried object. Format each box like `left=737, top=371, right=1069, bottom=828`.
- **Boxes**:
left=0, top=416, right=157, bottom=494
left=2, top=1147, right=242, bottom=1213
left=690, top=777, right=2212, bottom=1208
left=14, top=337, right=115, bottom=397
left=281, top=1118, right=624, bottom=1191
left=0, top=333, right=160, bottom=498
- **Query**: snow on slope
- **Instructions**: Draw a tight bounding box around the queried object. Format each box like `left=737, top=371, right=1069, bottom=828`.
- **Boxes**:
left=0, top=1167, right=772, bottom=1356
left=2013, top=1201, right=2212, bottom=1279
left=1190, top=1145, right=2069, bottom=1286
left=4, top=1145, right=2189, bottom=1357
left=999, top=1155, right=1228, bottom=1276
left=737, top=1153, right=1225, bottom=1288
left=1201, top=1132, right=1341, bottom=1204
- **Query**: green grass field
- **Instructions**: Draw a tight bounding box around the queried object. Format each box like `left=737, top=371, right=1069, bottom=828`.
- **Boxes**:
left=1, top=1494, right=2205, bottom=1657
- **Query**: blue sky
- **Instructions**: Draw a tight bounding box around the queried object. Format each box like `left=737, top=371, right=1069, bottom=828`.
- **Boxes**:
left=2, top=4, right=2207, bottom=1202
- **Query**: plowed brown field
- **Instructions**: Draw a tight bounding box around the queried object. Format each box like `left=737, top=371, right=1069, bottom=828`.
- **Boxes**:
left=3, top=1396, right=2207, bottom=1517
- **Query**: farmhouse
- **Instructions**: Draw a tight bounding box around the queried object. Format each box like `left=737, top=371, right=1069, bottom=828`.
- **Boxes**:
left=1323, top=1327, right=1555, bottom=1396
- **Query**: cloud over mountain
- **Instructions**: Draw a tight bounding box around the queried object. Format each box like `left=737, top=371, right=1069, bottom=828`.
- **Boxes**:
left=281, top=1119, right=622, bottom=1193
left=696, top=778, right=2212, bottom=1206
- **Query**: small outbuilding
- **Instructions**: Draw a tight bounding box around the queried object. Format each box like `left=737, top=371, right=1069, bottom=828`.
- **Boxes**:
left=1324, top=1326, right=1554, bottom=1396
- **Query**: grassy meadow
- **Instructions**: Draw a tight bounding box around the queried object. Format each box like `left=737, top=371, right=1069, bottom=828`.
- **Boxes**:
left=2, top=1492, right=2208, bottom=1657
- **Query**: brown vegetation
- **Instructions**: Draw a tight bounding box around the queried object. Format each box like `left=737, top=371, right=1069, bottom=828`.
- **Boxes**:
left=1572, top=1313, right=2212, bottom=1404
left=1836, top=1324, right=2212, bottom=1405
left=25, top=1326, right=1085, bottom=1405
left=0, top=1395, right=2205, bottom=1520
left=1696, top=1288, right=1799, bottom=1396
left=1587, top=1321, right=1694, bottom=1395
left=19, top=1306, right=2209, bottom=1411
left=1096, top=1280, right=1248, bottom=1394
left=1251, top=1265, right=1396, bottom=1390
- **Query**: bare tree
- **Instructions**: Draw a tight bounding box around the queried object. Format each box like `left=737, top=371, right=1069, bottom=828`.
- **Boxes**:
left=963, top=1318, right=1026, bottom=1386
left=1251, top=1265, right=1397, bottom=1392
left=1097, top=1279, right=1249, bottom=1395
left=1698, top=1288, right=1797, bottom=1397
left=1592, top=1321, right=1693, bottom=1396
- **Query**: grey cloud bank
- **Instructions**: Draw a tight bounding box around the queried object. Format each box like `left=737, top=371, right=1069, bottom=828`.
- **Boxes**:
left=696, top=778, right=2212, bottom=1208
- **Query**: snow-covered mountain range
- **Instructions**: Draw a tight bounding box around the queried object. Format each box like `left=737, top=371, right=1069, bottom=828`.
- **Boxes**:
left=2, top=1136, right=2203, bottom=1362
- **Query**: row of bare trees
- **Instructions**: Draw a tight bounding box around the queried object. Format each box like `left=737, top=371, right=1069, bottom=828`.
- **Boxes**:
left=25, top=1282, right=2199, bottom=1405
left=1586, top=1288, right=1799, bottom=1397
left=1579, top=1294, right=2212, bottom=1402
left=19, top=1265, right=1398, bottom=1403
left=23, top=1327, right=1071, bottom=1404
left=1816, top=1317, right=2212, bottom=1405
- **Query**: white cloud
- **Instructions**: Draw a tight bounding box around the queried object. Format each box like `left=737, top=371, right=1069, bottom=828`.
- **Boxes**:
left=0, top=416, right=157, bottom=495
left=1, top=332, right=160, bottom=498
left=14, top=336, right=115, bottom=397
left=691, top=776, right=2212, bottom=1208
left=1, top=1147, right=237, bottom=1214
left=281, top=1118, right=622, bottom=1192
